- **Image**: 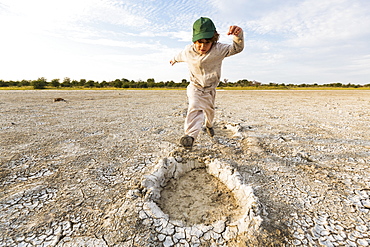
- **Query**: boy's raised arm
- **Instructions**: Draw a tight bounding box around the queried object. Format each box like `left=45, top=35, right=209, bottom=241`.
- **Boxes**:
left=227, top=25, right=243, bottom=36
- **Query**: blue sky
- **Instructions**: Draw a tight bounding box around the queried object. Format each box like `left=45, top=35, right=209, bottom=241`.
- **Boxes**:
left=1, top=0, right=369, bottom=84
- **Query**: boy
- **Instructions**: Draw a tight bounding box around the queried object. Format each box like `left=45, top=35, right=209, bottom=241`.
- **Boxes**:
left=170, top=17, right=244, bottom=149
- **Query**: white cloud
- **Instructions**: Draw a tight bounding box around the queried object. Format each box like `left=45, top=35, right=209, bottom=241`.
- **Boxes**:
left=85, top=0, right=150, bottom=27
left=72, top=37, right=163, bottom=50
left=246, top=0, right=370, bottom=47
left=0, top=0, right=151, bottom=38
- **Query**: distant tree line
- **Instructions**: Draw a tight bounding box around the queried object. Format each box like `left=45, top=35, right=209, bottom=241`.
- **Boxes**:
left=0, top=77, right=369, bottom=89
left=0, top=77, right=190, bottom=89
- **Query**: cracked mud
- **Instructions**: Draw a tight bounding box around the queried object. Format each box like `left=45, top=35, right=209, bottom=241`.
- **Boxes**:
left=1, top=90, right=369, bottom=246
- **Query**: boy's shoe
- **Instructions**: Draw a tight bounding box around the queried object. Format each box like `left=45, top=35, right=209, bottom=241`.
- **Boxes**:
left=206, top=127, right=215, bottom=137
left=180, top=135, right=194, bottom=149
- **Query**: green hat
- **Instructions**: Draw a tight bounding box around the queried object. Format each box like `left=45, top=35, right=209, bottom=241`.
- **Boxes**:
left=192, top=17, right=216, bottom=42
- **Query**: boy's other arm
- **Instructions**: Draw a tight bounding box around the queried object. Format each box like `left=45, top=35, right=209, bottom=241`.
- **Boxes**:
left=170, top=45, right=190, bottom=66
left=170, top=45, right=192, bottom=66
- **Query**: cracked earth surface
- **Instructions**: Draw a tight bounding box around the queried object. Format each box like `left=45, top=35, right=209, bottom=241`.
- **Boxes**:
left=0, top=90, right=369, bottom=246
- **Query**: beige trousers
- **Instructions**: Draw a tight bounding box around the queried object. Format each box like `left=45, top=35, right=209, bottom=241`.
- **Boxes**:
left=184, top=84, right=216, bottom=140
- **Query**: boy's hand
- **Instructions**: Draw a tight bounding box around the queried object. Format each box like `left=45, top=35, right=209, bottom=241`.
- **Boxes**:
left=228, top=26, right=242, bottom=36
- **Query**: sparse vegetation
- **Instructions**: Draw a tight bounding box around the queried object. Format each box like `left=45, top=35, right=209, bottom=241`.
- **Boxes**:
left=0, top=78, right=369, bottom=90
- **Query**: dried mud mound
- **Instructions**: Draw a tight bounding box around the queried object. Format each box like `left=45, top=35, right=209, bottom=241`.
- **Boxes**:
left=139, top=157, right=262, bottom=246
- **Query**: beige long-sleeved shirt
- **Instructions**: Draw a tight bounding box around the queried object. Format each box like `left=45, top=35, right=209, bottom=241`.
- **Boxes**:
left=173, top=31, right=244, bottom=89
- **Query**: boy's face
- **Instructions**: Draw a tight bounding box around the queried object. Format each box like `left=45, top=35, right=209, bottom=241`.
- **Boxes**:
left=194, top=39, right=213, bottom=55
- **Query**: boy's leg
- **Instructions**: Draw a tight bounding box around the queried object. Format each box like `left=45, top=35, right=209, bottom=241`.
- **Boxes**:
left=184, top=85, right=216, bottom=140
left=204, top=89, right=216, bottom=128
left=184, top=85, right=204, bottom=140
left=184, top=110, right=204, bottom=139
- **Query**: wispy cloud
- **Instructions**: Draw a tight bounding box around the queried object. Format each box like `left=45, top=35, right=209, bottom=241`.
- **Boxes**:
left=246, top=0, right=370, bottom=46
left=72, top=37, right=164, bottom=51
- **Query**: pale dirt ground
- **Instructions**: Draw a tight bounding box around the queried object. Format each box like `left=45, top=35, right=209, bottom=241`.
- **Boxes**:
left=0, top=90, right=369, bottom=246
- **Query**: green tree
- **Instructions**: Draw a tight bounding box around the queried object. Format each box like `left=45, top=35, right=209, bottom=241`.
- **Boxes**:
left=156, top=81, right=165, bottom=88
left=32, top=77, right=47, bottom=89
left=100, top=81, right=108, bottom=87
left=85, top=80, right=95, bottom=88
left=71, top=80, right=79, bottom=87
left=61, top=77, right=72, bottom=87
left=0, top=80, right=8, bottom=87
left=138, top=80, right=148, bottom=88
left=20, top=80, right=31, bottom=87
left=113, top=79, right=123, bottom=88
left=51, top=79, right=60, bottom=88
left=180, top=79, right=189, bottom=87
left=147, top=78, right=156, bottom=88
left=79, top=79, right=86, bottom=87
left=165, top=80, right=175, bottom=87
left=8, top=80, right=17, bottom=87
left=94, top=81, right=101, bottom=88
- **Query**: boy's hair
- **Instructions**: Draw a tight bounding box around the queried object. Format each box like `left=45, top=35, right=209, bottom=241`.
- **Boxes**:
left=208, top=32, right=220, bottom=43
left=195, top=32, right=220, bottom=43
